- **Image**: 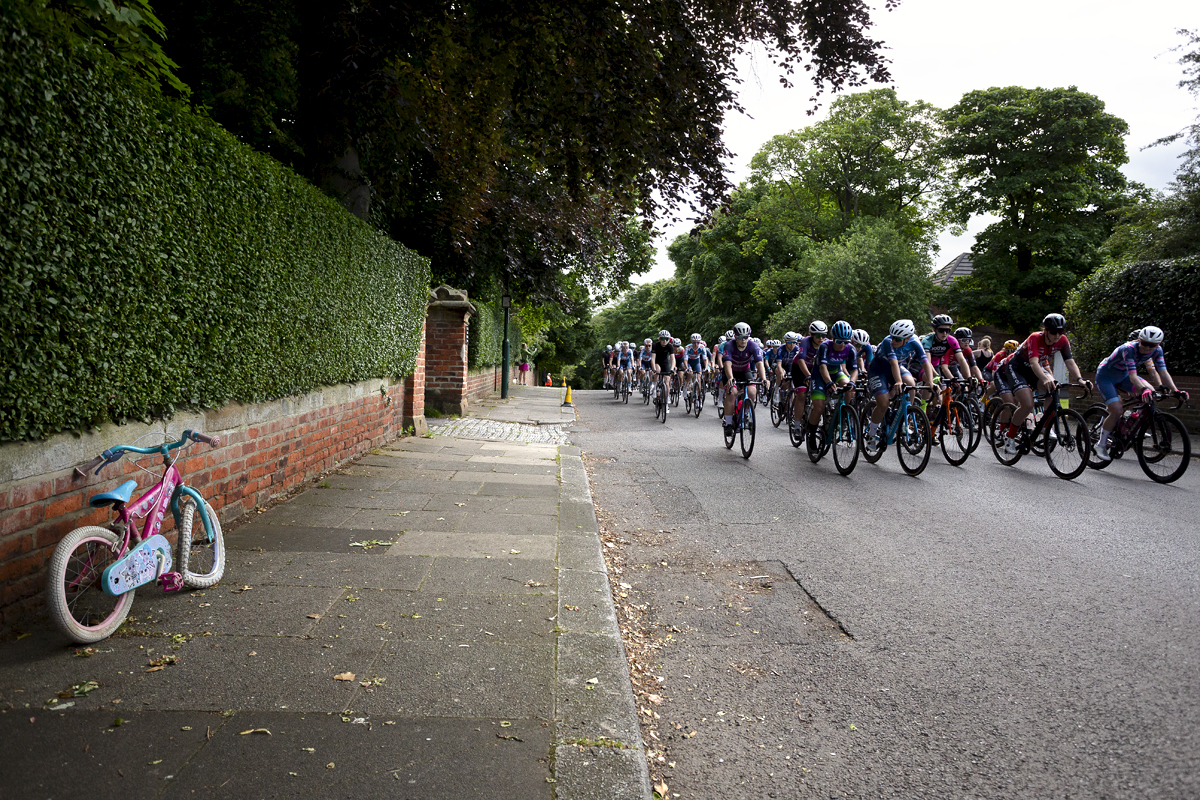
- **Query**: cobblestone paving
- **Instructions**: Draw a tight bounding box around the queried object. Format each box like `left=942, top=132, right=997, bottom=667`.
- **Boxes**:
left=429, top=417, right=572, bottom=444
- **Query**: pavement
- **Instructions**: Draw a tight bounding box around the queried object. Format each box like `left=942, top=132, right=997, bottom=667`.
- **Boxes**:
left=0, top=386, right=651, bottom=800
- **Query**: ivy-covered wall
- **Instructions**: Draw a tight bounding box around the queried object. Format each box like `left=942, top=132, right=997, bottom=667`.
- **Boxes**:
left=1065, top=256, right=1200, bottom=374
left=0, top=6, right=430, bottom=442
left=468, top=298, right=523, bottom=369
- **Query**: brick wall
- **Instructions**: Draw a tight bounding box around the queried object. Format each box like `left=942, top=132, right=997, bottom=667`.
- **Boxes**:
left=0, top=378, right=406, bottom=626
left=466, top=366, right=499, bottom=404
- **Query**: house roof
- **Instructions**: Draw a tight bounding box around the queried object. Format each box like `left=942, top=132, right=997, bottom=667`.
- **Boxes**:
left=932, top=253, right=974, bottom=286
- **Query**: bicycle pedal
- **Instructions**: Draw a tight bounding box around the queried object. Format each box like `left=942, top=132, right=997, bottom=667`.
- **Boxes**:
left=159, top=572, right=185, bottom=592
left=102, top=534, right=173, bottom=596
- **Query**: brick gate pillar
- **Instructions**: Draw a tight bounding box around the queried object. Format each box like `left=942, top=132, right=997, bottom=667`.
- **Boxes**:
left=401, top=318, right=427, bottom=435
left=424, top=285, right=476, bottom=417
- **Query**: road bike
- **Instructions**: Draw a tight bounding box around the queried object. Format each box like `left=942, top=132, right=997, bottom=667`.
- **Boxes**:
left=989, top=383, right=1091, bottom=480
left=684, top=372, right=705, bottom=417
left=861, top=384, right=933, bottom=476
left=1083, top=388, right=1191, bottom=483
left=641, top=372, right=651, bottom=405
left=924, top=378, right=973, bottom=466
left=617, top=370, right=632, bottom=404
left=653, top=371, right=672, bottom=423
left=723, top=379, right=760, bottom=458
left=805, top=384, right=860, bottom=476
left=47, top=431, right=224, bottom=643
left=770, top=379, right=794, bottom=430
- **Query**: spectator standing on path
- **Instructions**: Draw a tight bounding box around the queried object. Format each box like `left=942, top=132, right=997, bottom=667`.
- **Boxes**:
left=974, top=338, right=995, bottom=381
left=518, top=355, right=529, bottom=385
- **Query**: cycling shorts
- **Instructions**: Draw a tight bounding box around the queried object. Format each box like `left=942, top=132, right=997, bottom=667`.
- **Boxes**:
left=686, top=358, right=703, bottom=373
left=809, top=372, right=849, bottom=401
left=724, top=369, right=752, bottom=386
left=1096, top=365, right=1132, bottom=404
left=1002, top=361, right=1035, bottom=393
left=790, top=361, right=810, bottom=389
left=868, top=373, right=892, bottom=397
left=991, top=371, right=1011, bottom=397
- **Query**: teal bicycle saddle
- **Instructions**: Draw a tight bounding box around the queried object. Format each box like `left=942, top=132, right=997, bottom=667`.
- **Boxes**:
left=89, top=480, right=138, bottom=507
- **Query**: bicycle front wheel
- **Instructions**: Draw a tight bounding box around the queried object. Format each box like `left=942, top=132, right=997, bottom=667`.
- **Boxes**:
left=1044, top=408, right=1090, bottom=480
left=832, top=405, right=860, bottom=476
left=963, top=397, right=984, bottom=454
left=939, top=400, right=971, bottom=466
left=897, top=405, right=932, bottom=476
left=740, top=402, right=756, bottom=458
left=1136, top=412, right=1190, bottom=484
left=178, top=496, right=226, bottom=588
left=990, top=403, right=1023, bottom=466
left=46, top=526, right=134, bottom=643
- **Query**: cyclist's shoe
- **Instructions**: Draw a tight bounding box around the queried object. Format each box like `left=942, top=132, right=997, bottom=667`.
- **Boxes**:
left=1002, top=436, right=1020, bottom=456
left=1094, top=441, right=1112, bottom=461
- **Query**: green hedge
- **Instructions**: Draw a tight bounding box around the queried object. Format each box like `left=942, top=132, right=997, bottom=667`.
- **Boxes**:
left=468, top=298, right=522, bottom=369
left=1065, top=256, right=1200, bottom=374
left=0, top=7, right=430, bottom=441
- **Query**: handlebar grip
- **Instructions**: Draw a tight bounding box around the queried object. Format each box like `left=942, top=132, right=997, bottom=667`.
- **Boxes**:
left=73, top=455, right=106, bottom=480
left=192, top=432, right=221, bottom=447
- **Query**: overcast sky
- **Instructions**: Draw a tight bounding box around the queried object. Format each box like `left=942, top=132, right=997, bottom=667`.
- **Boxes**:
left=637, top=0, right=1197, bottom=285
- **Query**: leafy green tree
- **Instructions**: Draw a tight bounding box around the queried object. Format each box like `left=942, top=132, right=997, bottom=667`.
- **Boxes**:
left=768, top=217, right=934, bottom=341
left=940, top=86, right=1129, bottom=332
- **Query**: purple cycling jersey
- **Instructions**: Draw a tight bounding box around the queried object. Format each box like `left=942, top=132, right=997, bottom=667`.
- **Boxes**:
left=1098, top=341, right=1166, bottom=376
left=724, top=339, right=763, bottom=372
left=817, top=341, right=858, bottom=374
left=796, top=336, right=822, bottom=372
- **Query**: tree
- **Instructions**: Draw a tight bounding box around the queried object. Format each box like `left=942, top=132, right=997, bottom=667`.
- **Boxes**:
left=157, top=0, right=896, bottom=307
left=768, top=217, right=934, bottom=340
left=940, top=86, right=1129, bottom=332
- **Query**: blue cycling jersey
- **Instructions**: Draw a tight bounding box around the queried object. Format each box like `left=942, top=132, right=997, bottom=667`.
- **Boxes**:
left=817, top=341, right=858, bottom=375
left=869, top=335, right=929, bottom=377
left=617, top=349, right=634, bottom=368
left=857, top=342, right=875, bottom=370
left=775, top=344, right=800, bottom=369
left=1098, top=341, right=1166, bottom=376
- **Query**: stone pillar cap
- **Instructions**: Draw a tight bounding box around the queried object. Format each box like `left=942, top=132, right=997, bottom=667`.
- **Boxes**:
left=428, top=285, right=476, bottom=314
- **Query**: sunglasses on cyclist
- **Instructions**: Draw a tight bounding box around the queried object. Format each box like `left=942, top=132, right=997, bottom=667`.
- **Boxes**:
left=811, top=333, right=826, bottom=340
left=834, top=339, right=850, bottom=345
left=735, top=334, right=749, bottom=341
left=936, top=327, right=951, bottom=334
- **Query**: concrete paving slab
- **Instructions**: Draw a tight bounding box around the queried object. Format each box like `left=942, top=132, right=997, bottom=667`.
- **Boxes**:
left=457, top=511, right=558, bottom=535
left=389, top=533, right=556, bottom=561
left=321, top=473, right=399, bottom=491
left=343, top=508, right=465, bottom=532
left=309, top=591, right=557, bottom=644
left=476, top=482, right=560, bottom=499
left=288, top=489, right=431, bottom=510
left=468, top=454, right=558, bottom=466
left=390, top=478, right=483, bottom=494
left=226, top=523, right=399, bottom=553
left=555, top=632, right=643, bottom=745
left=120, top=583, right=342, bottom=638
left=554, top=744, right=653, bottom=800
left=422, top=494, right=557, bottom=515
left=0, top=632, right=166, bottom=710
left=452, top=471, right=558, bottom=485
left=443, top=459, right=559, bottom=475
left=354, top=641, right=555, bottom=719
left=1, top=709, right=229, bottom=800
left=247, top=502, right=361, bottom=529
left=420, top=556, right=557, bottom=594
left=224, top=551, right=431, bottom=591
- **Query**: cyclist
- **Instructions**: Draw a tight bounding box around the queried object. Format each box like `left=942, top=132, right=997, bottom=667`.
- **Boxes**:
left=638, top=338, right=653, bottom=386
left=997, top=313, right=1092, bottom=456
left=864, top=319, right=936, bottom=446
left=951, top=326, right=985, bottom=383
left=921, top=315, right=975, bottom=384
left=1093, top=325, right=1188, bottom=460
left=651, top=330, right=676, bottom=409
left=722, top=322, right=767, bottom=433
left=807, top=320, right=859, bottom=446
left=985, top=339, right=1020, bottom=403
left=792, top=321, right=827, bottom=433
left=683, top=334, right=708, bottom=399
left=616, top=341, right=635, bottom=393
left=602, top=345, right=616, bottom=388
left=852, top=329, right=873, bottom=373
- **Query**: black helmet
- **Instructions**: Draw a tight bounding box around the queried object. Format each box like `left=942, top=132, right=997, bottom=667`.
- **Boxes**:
left=1042, top=313, right=1066, bottom=333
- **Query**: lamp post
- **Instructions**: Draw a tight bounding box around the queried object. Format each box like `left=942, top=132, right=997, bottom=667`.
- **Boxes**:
left=501, top=294, right=511, bottom=399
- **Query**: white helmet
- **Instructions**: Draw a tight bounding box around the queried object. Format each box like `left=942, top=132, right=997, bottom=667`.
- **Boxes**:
left=658, top=329, right=671, bottom=340
left=784, top=331, right=800, bottom=344
left=733, top=322, right=751, bottom=339
left=890, top=319, right=916, bottom=338
left=672, top=337, right=681, bottom=347
left=716, top=335, right=726, bottom=344
left=809, top=320, right=828, bottom=336
left=725, top=329, right=735, bottom=340
left=852, top=329, right=870, bottom=347
left=644, top=338, right=652, bottom=346
left=605, top=344, right=613, bottom=351
left=1139, top=325, right=1164, bottom=344
left=691, top=333, right=701, bottom=342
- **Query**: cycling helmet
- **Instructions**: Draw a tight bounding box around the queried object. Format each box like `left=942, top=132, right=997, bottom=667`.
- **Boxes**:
left=691, top=333, right=701, bottom=343
left=733, top=322, right=751, bottom=339
left=644, top=338, right=652, bottom=346
left=932, top=313, right=954, bottom=329
left=784, top=331, right=801, bottom=344
left=809, top=320, right=828, bottom=336
left=1042, top=313, right=1066, bottom=333
left=672, top=337, right=681, bottom=347
left=889, top=319, right=916, bottom=339
left=831, top=320, right=853, bottom=342
left=605, top=344, right=613, bottom=351
left=1003, top=339, right=1019, bottom=351
left=716, top=335, right=726, bottom=344
left=953, top=326, right=972, bottom=341
left=1139, top=325, right=1164, bottom=345
left=725, top=329, right=735, bottom=340
left=852, top=329, right=870, bottom=347
left=658, top=329, right=671, bottom=340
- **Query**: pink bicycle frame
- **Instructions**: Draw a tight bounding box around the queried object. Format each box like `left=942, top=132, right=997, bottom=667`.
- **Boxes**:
left=113, top=465, right=182, bottom=554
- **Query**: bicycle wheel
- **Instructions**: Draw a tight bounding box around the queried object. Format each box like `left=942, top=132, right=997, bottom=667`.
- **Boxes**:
left=963, top=397, right=985, bottom=454
left=724, top=413, right=736, bottom=449
left=178, top=496, right=226, bottom=588
left=770, top=389, right=783, bottom=427
left=684, top=387, right=693, bottom=414
left=982, top=396, right=1005, bottom=445
left=1136, top=412, right=1190, bottom=484
left=860, top=414, right=887, bottom=463
left=1082, top=405, right=1113, bottom=469
left=806, top=417, right=824, bottom=463
left=896, top=405, right=932, bottom=476
left=832, top=404, right=860, bottom=476
left=694, top=383, right=704, bottom=417
left=989, top=403, right=1024, bottom=466
left=46, top=526, right=135, bottom=643
left=739, top=399, right=756, bottom=458
left=1044, top=408, right=1090, bottom=480
left=939, top=400, right=971, bottom=466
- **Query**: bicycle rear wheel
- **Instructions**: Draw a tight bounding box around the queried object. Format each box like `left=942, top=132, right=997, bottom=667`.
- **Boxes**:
left=46, top=526, right=135, bottom=643
left=832, top=405, right=860, bottom=476
left=1136, top=412, right=1190, bottom=483
left=990, top=403, right=1024, bottom=466
left=939, top=400, right=971, bottom=466
left=1044, top=408, right=1090, bottom=480
left=896, top=405, right=932, bottom=476
left=770, top=389, right=783, bottom=427
left=740, top=402, right=756, bottom=458
left=1082, top=405, right=1114, bottom=469
left=806, top=417, right=824, bottom=463
left=178, top=496, right=226, bottom=588
left=963, top=396, right=984, bottom=454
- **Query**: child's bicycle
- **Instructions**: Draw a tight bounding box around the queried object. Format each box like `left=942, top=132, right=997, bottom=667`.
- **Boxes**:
left=46, top=430, right=225, bottom=643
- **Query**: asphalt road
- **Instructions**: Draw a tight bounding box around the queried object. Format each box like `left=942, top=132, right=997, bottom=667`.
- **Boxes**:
left=570, top=387, right=1200, bottom=800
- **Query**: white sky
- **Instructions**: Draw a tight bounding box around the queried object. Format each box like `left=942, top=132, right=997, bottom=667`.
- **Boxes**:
left=638, top=0, right=1198, bottom=284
